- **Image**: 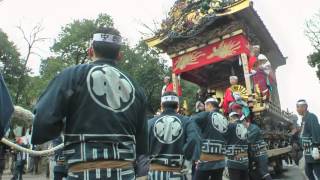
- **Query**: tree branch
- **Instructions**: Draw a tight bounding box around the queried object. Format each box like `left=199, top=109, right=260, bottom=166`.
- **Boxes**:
left=305, top=12, right=320, bottom=51
left=15, top=22, right=46, bottom=103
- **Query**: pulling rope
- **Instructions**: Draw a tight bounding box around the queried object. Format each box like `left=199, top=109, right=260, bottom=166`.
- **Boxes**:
left=1, top=138, right=64, bottom=156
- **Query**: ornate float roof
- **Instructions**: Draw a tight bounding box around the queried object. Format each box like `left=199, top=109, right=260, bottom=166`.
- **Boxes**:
left=146, top=0, right=250, bottom=46
left=145, top=0, right=286, bottom=68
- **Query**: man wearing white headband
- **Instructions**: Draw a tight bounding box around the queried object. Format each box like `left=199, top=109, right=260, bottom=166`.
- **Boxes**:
left=204, top=97, right=219, bottom=112
left=31, top=27, right=148, bottom=180
left=244, top=113, right=271, bottom=180
left=297, top=99, right=320, bottom=180
left=147, top=91, right=201, bottom=180
left=192, top=97, right=228, bottom=180
left=225, top=111, right=249, bottom=180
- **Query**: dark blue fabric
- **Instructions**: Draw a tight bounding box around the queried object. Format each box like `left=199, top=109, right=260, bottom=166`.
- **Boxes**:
left=148, top=109, right=201, bottom=167
left=148, top=170, right=187, bottom=180
left=31, top=58, right=148, bottom=180
left=305, top=162, right=320, bottom=180
left=191, top=111, right=227, bottom=171
left=192, top=168, right=224, bottom=180
left=52, top=137, right=64, bottom=162
left=0, top=74, right=13, bottom=138
left=225, top=121, right=249, bottom=170
left=247, top=123, right=270, bottom=179
left=67, top=168, right=135, bottom=180
left=300, top=112, right=320, bottom=163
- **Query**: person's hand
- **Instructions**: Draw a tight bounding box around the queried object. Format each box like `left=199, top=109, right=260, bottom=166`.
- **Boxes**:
left=290, top=128, right=298, bottom=135
left=181, top=160, right=192, bottom=175
left=312, top=148, right=320, bottom=160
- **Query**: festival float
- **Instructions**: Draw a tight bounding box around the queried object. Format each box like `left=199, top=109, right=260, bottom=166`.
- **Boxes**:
left=145, top=0, right=292, bottom=173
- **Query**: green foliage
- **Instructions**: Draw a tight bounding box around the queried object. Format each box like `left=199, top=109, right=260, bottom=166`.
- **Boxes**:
left=2, top=13, right=200, bottom=118
left=0, top=29, right=25, bottom=99
left=18, top=76, right=40, bottom=108
left=306, top=10, right=320, bottom=80
left=40, top=57, right=68, bottom=80
left=119, top=42, right=169, bottom=113
left=308, top=51, right=320, bottom=79
left=47, top=13, right=169, bottom=113
left=51, top=14, right=114, bottom=65
left=45, top=14, right=171, bottom=113
left=180, top=80, right=199, bottom=114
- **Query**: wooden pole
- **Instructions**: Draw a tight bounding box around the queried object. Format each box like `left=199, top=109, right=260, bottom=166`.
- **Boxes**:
left=172, top=73, right=178, bottom=94
left=240, top=53, right=252, bottom=95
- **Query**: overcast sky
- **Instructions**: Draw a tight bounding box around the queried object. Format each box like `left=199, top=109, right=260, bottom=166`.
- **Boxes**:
left=0, top=0, right=320, bottom=119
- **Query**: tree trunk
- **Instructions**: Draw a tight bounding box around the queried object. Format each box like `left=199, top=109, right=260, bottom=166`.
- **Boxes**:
left=14, top=47, right=31, bottom=104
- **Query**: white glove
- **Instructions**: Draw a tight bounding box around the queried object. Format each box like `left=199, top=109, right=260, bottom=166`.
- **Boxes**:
left=180, top=160, right=192, bottom=175
left=312, top=148, right=320, bottom=160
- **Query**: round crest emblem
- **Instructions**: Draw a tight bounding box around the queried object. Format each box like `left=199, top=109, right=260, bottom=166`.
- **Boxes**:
left=87, top=65, right=135, bottom=112
left=153, top=116, right=183, bottom=144
left=236, top=123, right=247, bottom=140
left=211, top=112, right=228, bottom=133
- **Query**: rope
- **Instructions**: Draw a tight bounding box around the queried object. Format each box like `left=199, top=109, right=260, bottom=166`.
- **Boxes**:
left=1, top=138, right=64, bottom=156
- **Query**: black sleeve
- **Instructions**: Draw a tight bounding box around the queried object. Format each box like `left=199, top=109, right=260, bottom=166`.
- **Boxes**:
left=0, top=74, right=14, bottom=138
left=135, top=154, right=150, bottom=177
left=191, top=112, right=209, bottom=132
left=310, top=114, right=320, bottom=146
left=183, top=120, right=202, bottom=161
left=135, top=88, right=148, bottom=155
left=31, top=69, right=74, bottom=145
left=247, top=125, right=259, bottom=144
left=224, top=123, right=235, bottom=144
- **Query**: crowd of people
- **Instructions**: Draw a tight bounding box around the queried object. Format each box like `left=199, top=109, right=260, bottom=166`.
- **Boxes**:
left=0, top=26, right=320, bottom=180
left=0, top=141, right=43, bottom=180
left=147, top=85, right=271, bottom=180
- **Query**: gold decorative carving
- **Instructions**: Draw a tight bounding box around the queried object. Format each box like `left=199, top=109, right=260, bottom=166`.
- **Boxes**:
left=174, top=51, right=205, bottom=71
left=207, top=40, right=240, bottom=59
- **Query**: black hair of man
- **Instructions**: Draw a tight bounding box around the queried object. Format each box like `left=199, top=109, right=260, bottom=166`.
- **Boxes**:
left=162, top=91, right=179, bottom=110
left=206, top=100, right=220, bottom=110
left=92, top=27, right=121, bottom=59
left=297, top=99, right=307, bottom=104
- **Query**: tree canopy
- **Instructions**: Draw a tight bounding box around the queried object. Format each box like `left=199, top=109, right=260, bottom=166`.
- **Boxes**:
left=1, top=13, right=200, bottom=121
left=48, top=14, right=173, bottom=113
left=0, top=29, right=24, bottom=99
left=306, top=10, right=320, bottom=80
left=51, top=14, right=114, bottom=65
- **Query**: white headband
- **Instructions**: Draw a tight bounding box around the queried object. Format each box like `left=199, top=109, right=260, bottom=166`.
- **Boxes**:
left=297, top=100, right=308, bottom=105
left=92, top=33, right=122, bottom=45
left=161, top=95, right=179, bottom=103
left=229, top=76, right=238, bottom=80
left=205, top=98, right=218, bottom=104
left=258, top=54, right=268, bottom=61
left=229, top=112, right=239, bottom=118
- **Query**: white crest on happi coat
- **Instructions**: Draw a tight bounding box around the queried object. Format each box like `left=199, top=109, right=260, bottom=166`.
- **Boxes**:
left=87, top=65, right=135, bottom=112
left=236, top=123, right=248, bottom=140
left=153, top=115, right=183, bottom=144
left=211, top=112, right=229, bottom=133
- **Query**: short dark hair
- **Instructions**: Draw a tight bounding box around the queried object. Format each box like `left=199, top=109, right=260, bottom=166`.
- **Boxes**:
left=92, top=27, right=121, bottom=59
left=162, top=91, right=179, bottom=110
left=206, top=100, right=220, bottom=109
